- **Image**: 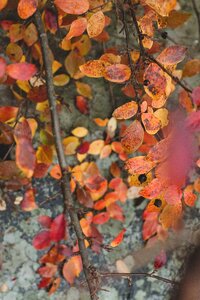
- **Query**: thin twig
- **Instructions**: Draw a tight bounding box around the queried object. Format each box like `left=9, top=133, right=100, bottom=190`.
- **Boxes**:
left=34, top=10, right=99, bottom=300
left=100, top=271, right=178, bottom=285
left=127, top=2, right=193, bottom=94
left=191, top=0, right=200, bottom=49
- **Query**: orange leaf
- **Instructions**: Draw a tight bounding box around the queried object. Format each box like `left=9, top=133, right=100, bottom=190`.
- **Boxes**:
left=121, top=120, right=144, bottom=153
left=157, top=45, right=187, bottom=66
left=38, top=263, right=57, bottom=278
left=125, top=156, right=156, bottom=175
left=87, top=11, right=105, bottom=38
left=63, top=256, right=82, bottom=285
left=0, top=106, right=18, bottom=122
left=93, top=118, right=108, bottom=127
left=14, top=118, right=36, bottom=178
left=140, top=178, right=163, bottom=199
left=80, top=60, right=108, bottom=78
left=104, top=64, right=131, bottom=83
left=18, top=0, right=38, bottom=19
left=183, top=59, right=200, bottom=77
left=21, top=188, right=38, bottom=211
left=159, top=203, right=182, bottom=229
left=66, top=18, right=87, bottom=40
left=93, top=212, right=110, bottom=224
left=6, top=62, right=37, bottom=80
left=110, top=229, right=126, bottom=247
left=113, top=101, right=138, bottom=120
left=141, top=112, right=161, bottom=135
left=54, top=0, right=89, bottom=15
left=0, top=57, right=6, bottom=78
left=0, top=0, right=7, bottom=11
left=144, top=0, right=176, bottom=16
left=183, top=185, right=197, bottom=207
left=143, top=63, right=171, bottom=102
left=163, top=185, right=182, bottom=205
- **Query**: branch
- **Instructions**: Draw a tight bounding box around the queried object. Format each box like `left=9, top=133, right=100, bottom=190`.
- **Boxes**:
left=34, top=10, right=99, bottom=300
left=100, top=271, right=178, bottom=285
left=128, top=2, right=193, bottom=94
left=191, top=0, right=200, bottom=49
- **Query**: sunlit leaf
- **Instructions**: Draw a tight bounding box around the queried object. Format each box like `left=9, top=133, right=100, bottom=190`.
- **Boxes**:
left=0, top=0, right=7, bottom=11
left=71, top=127, right=88, bottom=138
left=0, top=106, right=18, bottom=122
left=159, top=203, right=182, bottom=229
left=88, top=139, right=104, bottom=155
left=144, top=0, right=176, bottom=16
left=163, top=185, right=182, bottom=205
left=93, top=212, right=110, bottom=224
left=139, top=178, right=163, bottom=199
left=113, top=101, right=138, bottom=120
left=53, top=74, right=70, bottom=86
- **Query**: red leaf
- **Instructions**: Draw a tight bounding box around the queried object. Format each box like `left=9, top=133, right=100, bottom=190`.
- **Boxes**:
left=50, top=214, right=66, bottom=242
left=38, top=263, right=57, bottom=278
left=38, top=277, right=52, bottom=289
left=33, top=230, right=51, bottom=250
left=38, top=216, right=52, bottom=228
left=6, top=62, right=37, bottom=80
left=33, top=163, right=50, bottom=178
left=0, top=106, right=18, bottom=122
left=76, top=96, right=89, bottom=114
left=76, top=141, right=90, bottom=154
left=154, top=250, right=167, bottom=269
left=0, top=57, right=6, bottom=78
left=93, top=212, right=110, bottom=225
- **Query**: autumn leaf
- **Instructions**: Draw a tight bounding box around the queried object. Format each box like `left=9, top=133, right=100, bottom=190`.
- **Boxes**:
left=50, top=214, right=66, bottom=242
left=80, top=60, right=108, bottom=78
left=183, top=59, right=200, bottom=77
left=154, top=250, right=167, bottom=269
left=159, top=203, right=182, bottom=229
left=33, top=230, right=51, bottom=250
left=0, top=106, right=18, bottom=122
left=38, top=216, right=52, bottom=229
left=0, top=0, right=7, bottom=11
left=163, top=185, right=182, bottom=205
left=125, top=156, right=156, bottom=175
left=63, top=256, right=82, bottom=285
left=76, top=96, right=89, bottom=115
left=0, top=57, right=6, bottom=78
left=139, top=178, right=163, bottom=199
left=54, top=0, right=89, bottom=15
left=121, top=120, right=144, bottom=153
left=14, top=118, right=36, bottom=178
left=66, top=18, right=87, bottom=40
left=20, top=188, right=38, bottom=211
left=93, top=212, right=110, bottom=225
left=104, top=64, right=131, bottom=83
left=144, top=0, right=176, bottom=16
left=17, top=0, right=38, bottom=19
left=141, top=112, right=161, bottom=135
left=113, top=101, right=138, bottom=120
left=6, top=62, right=37, bottom=80
left=110, top=229, right=126, bottom=247
left=157, top=45, right=187, bottom=65
left=87, top=11, right=105, bottom=38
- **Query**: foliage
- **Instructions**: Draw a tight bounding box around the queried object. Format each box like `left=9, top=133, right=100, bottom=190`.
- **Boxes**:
left=0, top=0, right=199, bottom=298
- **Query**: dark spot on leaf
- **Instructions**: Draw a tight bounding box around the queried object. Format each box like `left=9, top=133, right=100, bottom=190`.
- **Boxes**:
left=138, top=174, right=147, bottom=183
left=154, top=199, right=162, bottom=207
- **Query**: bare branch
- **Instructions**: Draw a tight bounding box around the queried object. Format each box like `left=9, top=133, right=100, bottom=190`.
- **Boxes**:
left=34, top=10, right=99, bottom=300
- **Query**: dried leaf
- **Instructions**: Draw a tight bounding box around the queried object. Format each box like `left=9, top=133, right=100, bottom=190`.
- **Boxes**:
left=141, top=112, right=161, bottom=135
left=80, top=59, right=108, bottom=78
left=157, top=45, right=187, bottom=65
